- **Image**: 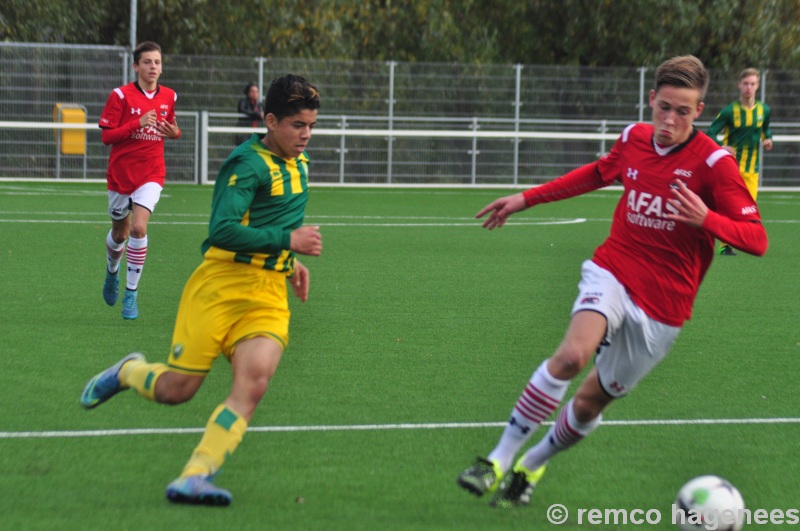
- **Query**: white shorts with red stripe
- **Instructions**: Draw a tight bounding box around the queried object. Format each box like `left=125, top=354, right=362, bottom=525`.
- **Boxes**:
left=571, top=260, right=681, bottom=398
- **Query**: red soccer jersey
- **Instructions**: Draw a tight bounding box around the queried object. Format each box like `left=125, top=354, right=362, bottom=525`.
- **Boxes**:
left=591, top=123, right=763, bottom=325
left=99, top=82, right=178, bottom=194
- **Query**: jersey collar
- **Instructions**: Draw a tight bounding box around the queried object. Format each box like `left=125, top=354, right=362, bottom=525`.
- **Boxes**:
left=652, top=127, right=698, bottom=156
left=133, top=80, right=160, bottom=96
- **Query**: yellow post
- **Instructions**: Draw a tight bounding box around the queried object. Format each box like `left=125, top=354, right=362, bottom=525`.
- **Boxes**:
left=53, top=103, right=87, bottom=155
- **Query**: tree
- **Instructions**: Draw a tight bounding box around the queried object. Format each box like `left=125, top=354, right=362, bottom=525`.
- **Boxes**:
left=3, top=0, right=800, bottom=69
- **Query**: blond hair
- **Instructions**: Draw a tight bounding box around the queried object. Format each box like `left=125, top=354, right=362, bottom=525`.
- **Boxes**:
left=654, top=55, right=709, bottom=100
left=739, top=68, right=760, bottom=80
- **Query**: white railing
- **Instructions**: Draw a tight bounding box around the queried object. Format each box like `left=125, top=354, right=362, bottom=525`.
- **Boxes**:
left=2, top=116, right=800, bottom=189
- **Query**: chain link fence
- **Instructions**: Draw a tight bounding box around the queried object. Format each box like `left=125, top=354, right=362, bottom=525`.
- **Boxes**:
left=2, top=42, right=799, bottom=186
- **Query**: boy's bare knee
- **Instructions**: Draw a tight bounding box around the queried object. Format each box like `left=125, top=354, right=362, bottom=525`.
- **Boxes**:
left=572, top=393, right=605, bottom=422
left=154, top=372, right=203, bottom=405
left=130, top=226, right=147, bottom=239
left=548, top=346, right=591, bottom=379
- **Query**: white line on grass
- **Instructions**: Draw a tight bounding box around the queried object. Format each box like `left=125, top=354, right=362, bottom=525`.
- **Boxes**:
left=2, top=417, right=799, bottom=439
left=3, top=216, right=797, bottom=227
left=0, top=218, right=590, bottom=227
left=0, top=210, right=797, bottom=226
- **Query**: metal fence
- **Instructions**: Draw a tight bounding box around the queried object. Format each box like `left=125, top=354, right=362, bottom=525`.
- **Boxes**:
left=2, top=42, right=799, bottom=186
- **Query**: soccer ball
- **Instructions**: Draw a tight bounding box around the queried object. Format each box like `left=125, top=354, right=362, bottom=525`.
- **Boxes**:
left=675, top=475, right=745, bottom=531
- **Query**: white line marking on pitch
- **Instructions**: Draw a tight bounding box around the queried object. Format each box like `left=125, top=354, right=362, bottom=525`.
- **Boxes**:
left=2, top=417, right=799, bottom=439
left=0, top=218, right=589, bottom=227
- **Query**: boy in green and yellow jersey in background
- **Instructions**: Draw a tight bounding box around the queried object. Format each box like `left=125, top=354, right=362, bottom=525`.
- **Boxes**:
left=707, top=67, right=773, bottom=255
left=80, top=74, right=322, bottom=506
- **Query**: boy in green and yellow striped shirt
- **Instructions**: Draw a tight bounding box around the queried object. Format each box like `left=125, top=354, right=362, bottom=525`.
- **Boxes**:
left=80, top=75, right=322, bottom=506
left=707, top=67, right=773, bottom=255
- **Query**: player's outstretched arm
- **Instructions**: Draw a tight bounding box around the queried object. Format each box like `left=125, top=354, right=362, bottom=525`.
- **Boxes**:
left=475, top=193, right=527, bottom=230
left=290, top=225, right=322, bottom=256
left=290, top=260, right=310, bottom=302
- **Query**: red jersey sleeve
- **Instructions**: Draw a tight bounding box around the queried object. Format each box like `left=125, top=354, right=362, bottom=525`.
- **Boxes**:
left=700, top=152, right=768, bottom=256
left=522, top=133, right=628, bottom=207
left=522, top=162, right=607, bottom=206
left=702, top=211, right=767, bottom=256
left=98, top=89, right=140, bottom=145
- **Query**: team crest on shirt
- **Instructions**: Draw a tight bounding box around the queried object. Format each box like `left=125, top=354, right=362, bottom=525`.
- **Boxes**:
left=172, top=343, right=184, bottom=359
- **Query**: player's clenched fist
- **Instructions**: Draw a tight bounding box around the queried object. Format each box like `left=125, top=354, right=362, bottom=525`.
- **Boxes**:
left=139, top=109, right=158, bottom=128
left=290, top=225, right=322, bottom=256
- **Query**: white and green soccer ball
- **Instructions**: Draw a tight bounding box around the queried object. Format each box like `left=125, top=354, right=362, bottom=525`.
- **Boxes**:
left=675, top=475, right=745, bottom=531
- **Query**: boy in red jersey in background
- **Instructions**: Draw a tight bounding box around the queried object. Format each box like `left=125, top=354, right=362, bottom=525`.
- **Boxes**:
left=457, top=55, right=768, bottom=508
left=99, top=41, right=180, bottom=320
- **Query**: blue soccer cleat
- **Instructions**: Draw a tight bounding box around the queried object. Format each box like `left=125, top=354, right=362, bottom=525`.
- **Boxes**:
left=79, top=352, right=144, bottom=409
left=121, top=289, right=139, bottom=320
left=103, top=269, right=119, bottom=306
left=166, top=475, right=232, bottom=506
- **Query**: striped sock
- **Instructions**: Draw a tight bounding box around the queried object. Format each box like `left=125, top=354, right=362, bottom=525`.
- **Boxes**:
left=519, top=398, right=602, bottom=471
left=106, top=231, right=124, bottom=274
left=488, top=361, right=569, bottom=471
left=125, top=236, right=147, bottom=290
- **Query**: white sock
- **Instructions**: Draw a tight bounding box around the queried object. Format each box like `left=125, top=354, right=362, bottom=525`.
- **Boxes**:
left=106, top=231, right=125, bottom=274
left=125, top=235, right=148, bottom=290
left=488, top=360, right=570, bottom=471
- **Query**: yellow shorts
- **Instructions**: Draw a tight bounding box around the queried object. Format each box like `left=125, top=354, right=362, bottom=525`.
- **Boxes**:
left=740, top=171, right=759, bottom=200
left=168, top=259, right=291, bottom=375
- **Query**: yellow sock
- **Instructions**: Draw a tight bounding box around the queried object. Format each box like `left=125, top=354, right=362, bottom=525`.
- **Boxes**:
left=119, top=359, right=168, bottom=401
left=181, top=404, right=248, bottom=478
